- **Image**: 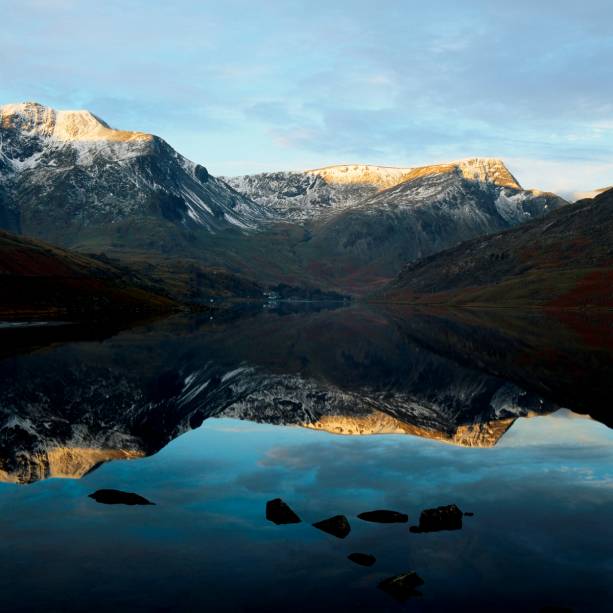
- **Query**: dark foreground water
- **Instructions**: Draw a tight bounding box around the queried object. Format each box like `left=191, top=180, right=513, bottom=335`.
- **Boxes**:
left=0, top=305, right=611, bottom=612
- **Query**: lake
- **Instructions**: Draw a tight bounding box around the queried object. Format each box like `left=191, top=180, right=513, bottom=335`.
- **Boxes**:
left=0, top=304, right=611, bottom=612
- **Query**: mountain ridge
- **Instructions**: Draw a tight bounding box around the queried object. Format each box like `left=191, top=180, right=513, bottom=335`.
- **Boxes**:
left=223, top=157, right=526, bottom=223
left=380, top=187, right=613, bottom=307
left=0, top=101, right=271, bottom=244
left=0, top=101, right=571, bottom=298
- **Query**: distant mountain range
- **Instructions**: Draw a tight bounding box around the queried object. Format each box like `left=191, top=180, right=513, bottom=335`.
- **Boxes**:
left=2, top=100, right=609, bottom=307
left=571, top=186, right=612, bottom=202
left=221, top=164, right=415, bottom=221
left=381, top=187, right=613, bottom=307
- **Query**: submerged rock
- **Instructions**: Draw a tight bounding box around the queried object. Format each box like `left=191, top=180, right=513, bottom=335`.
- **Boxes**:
left=464, top=511, right=474, bottom=517
left=378, top=571, right=424, bottom=601
left=266, top=498, right=301, bottom=525
left=411, top=504, right=463, bottom=533
left=348, top=552, right=376, bottom=567
left=357, top=510, right=408, bottom=523
left=312, top=515, right=351, bottom=538
left=88, top=489, right=155, bottom=506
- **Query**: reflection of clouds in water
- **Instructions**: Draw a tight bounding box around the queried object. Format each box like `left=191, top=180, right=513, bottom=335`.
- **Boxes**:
left=499, top=409, right=613, bottom=448
left=247, top=415, right=613, bottom=512
left=1, top=415, right=611, bottom=612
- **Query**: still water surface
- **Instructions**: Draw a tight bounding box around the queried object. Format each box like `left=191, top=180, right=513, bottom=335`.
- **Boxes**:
left=0, top=305, right=611, bottom=612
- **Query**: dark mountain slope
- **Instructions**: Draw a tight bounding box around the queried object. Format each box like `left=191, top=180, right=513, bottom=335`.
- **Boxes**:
left=211, top=160, right=567, bottom=294
left=0, top=102, right=270, bottom=250
left=381, top=188, right=613, bottom=307
left=287, top=159, right=566, bottom=293
left=0, top=229, right=178, bottom=318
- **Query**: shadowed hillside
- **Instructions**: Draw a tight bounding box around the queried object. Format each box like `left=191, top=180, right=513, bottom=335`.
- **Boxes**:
left=0, top=230, right=178, bottom=318
left=381, top=188, right=613, bottom=307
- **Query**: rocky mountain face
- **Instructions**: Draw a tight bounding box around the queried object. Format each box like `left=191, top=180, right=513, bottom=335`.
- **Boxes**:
left=222, top=164, right=414, bottom=222
left=295, top=159, right=567, bottom=291
left=3, top=304, right=603, bottom=483
left=0, top=102, right=570, bottom=296
left=0, top=102, right=269, bottom=250
left=381, top=187, right=613, bottom=307
left=223, top=159, right=528, bottom=223
left=222, top=158, right=567, bottom=292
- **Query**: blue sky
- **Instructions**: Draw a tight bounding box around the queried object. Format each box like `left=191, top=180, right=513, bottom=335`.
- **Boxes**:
left=2, top=0, right=612, bottom=196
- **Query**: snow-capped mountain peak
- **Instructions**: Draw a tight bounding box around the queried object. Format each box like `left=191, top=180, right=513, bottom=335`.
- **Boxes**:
left=455, top=158, right=521, bottom=189
left=224, top=158, right=536, bottom=224
left=304, top=164, right=414, bottom=188
left=0, top=101, right=151, bottom=143
left=303, top=158, right=521, bottom=190
left=0, top=101, right=271, bottom=241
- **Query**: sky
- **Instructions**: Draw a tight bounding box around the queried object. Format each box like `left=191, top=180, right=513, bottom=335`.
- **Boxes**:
left=1, top=0, right=612, bottom=197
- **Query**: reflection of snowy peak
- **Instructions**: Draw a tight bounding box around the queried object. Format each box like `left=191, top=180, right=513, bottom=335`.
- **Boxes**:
left=0, top=102, right=270, bottom=243
left=0, top=311, right=561, bottom=483
left=218, top=373, right=545, bottom=448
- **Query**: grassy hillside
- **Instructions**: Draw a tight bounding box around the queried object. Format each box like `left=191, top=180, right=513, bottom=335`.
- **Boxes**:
left=380, top=188, right=613, bottom=308
left=0, top=230, right=178, bottom=318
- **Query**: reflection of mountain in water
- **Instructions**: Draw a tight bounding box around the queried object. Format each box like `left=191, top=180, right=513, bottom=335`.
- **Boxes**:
left=0, top=306, right=610, bottom=483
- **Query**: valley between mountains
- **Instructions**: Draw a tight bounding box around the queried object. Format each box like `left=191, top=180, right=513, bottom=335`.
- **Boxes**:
left=0, top=101, right=611, bottom=315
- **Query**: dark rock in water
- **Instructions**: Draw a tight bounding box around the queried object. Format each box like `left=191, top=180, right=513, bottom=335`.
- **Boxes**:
left=357, top=509, right=408, bottom=523
left=411, top=504, right=463, bottom=533
left=89, top=489, right=155, bottom=506
left=378, top=571, right=424, bottom=601
left=266, top=498, right=301, bottom=525
left=409, top=525, right=421, bottom=533
left=464, top=511, right=475, bottom=517
left=348, top=552, right=376, bottom=567
left=312, top=515, right=351, bottom=538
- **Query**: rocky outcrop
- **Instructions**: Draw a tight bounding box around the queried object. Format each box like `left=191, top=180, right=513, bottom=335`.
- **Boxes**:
left=89, top=489, right=155, bottom=505
left=357, top=510, right=408, bottom=523
left=410, top=504, right=464, bottom=533
left=312, top=515, right=351, bottom=538
left=347, top=553, right=376, bottom=567
left=378, top=571, right=424, bottom=601
left=266, top=498, right=301, bottom=525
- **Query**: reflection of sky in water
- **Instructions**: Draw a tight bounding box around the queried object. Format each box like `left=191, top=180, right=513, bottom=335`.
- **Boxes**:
left=0, top=410, right=611, bottom=612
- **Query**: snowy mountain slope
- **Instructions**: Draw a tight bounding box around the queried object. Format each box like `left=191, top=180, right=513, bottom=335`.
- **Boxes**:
left=221, top=164, right=414, bottom=222
left=0, top=102, right=270, bottom=248
left=0, top=103, right=570, bottom=295
left=295, top=159, right=567, bottom=290
left=223, top=159, right=524, bottom=222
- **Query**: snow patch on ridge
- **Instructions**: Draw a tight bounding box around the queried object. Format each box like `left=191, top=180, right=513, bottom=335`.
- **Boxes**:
left=494, top=190, right=531, bottom=223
